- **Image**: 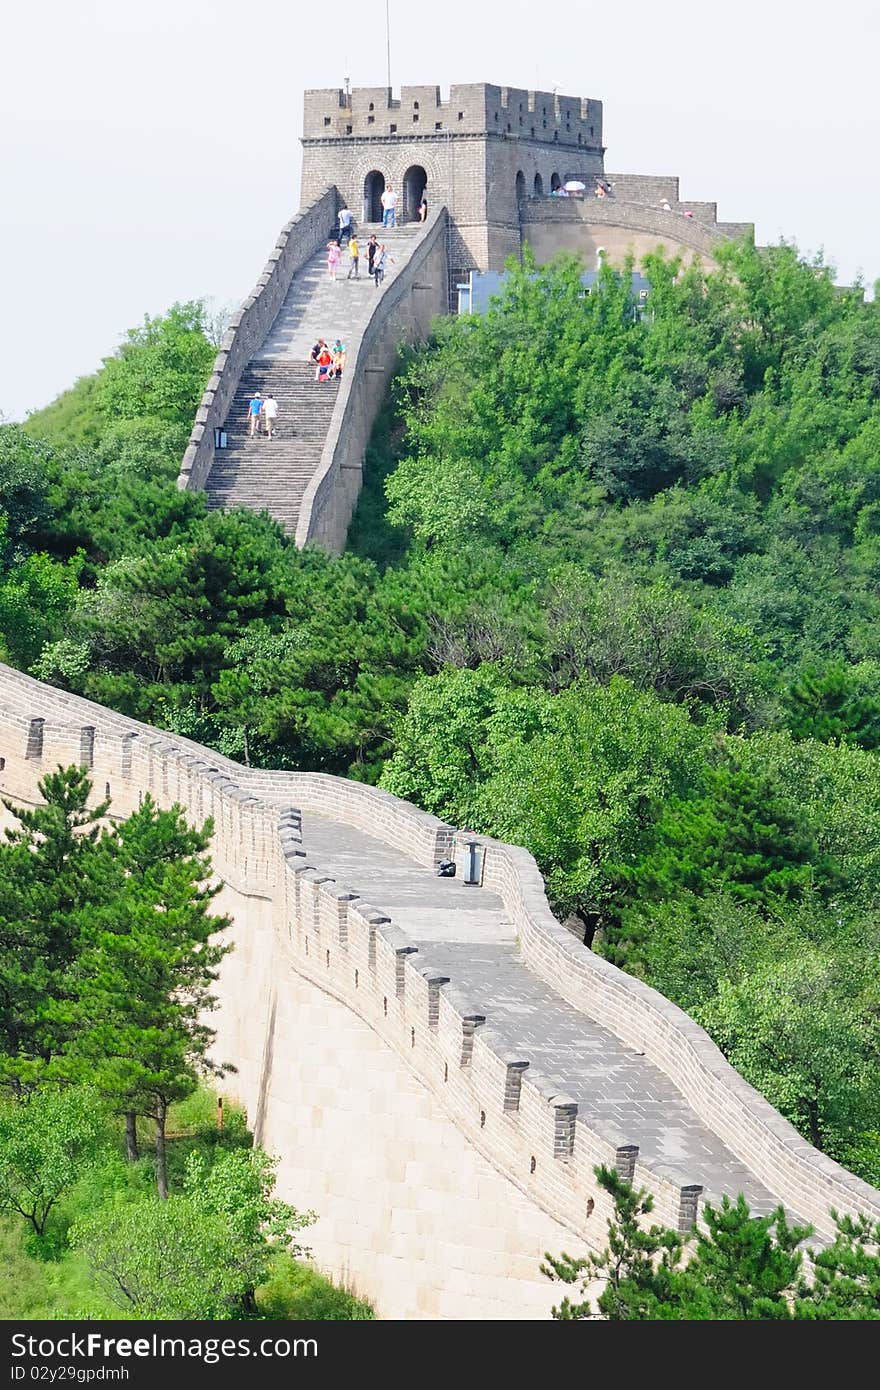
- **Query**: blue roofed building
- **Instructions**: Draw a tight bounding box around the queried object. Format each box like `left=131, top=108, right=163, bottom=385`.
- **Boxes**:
left=456, top=267, right=652, bottom=316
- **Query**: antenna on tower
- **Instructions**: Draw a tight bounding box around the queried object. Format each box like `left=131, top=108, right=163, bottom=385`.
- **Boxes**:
left=386, top=0, right=392, bottom=92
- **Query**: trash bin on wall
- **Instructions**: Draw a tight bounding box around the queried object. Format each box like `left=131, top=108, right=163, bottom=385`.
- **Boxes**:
left=454, top=832, right=484, bottom=886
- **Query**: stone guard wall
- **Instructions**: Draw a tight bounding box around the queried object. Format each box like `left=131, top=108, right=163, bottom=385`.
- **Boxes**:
left=520, top=195, right=742, bottom=258
left=295, top=207, right=449, bottom=552
left=1, top=662, right=878, bottom=1269
left=177, top=187, right=339, bottom=493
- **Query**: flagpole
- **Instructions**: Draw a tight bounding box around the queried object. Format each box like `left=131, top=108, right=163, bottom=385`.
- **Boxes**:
left=386, top=0, right=392, bottom=91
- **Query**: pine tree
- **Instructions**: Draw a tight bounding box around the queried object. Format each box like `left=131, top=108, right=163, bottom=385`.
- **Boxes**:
left=0, top=766, right=110, bottom=1081
left=543, top=1167, right=813, bottom=1320
left=795, top=1213, right=880, bottom=1319
left=51, top=792, right=231, bottom=1197
left=541, top=1165, right=685, bottom=1319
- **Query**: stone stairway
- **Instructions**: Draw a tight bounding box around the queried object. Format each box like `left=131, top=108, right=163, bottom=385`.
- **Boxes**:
left=205, top=224, right=426, bottom=534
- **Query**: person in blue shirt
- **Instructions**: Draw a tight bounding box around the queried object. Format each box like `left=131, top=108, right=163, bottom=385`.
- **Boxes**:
left=247, top=392, right=262, bottom=437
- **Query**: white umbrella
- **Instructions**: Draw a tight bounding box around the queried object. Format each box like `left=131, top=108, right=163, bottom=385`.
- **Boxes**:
left=564, top=180, right=586, bottom=191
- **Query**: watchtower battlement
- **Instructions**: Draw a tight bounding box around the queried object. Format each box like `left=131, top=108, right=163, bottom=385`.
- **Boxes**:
left=303, top=82, right=603, bottom=148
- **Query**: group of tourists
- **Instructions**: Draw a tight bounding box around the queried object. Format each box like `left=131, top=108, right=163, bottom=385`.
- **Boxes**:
left=326, top=232, right=392, bottom=286
left=245, top=392, right=279, bottom=438
left=310, top=338, right=346, bottom=382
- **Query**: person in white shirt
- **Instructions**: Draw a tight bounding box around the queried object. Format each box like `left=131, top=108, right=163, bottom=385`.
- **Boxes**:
left=380, top=187, right=397, bottom=228
left=261, top=395, right=279, bottom=439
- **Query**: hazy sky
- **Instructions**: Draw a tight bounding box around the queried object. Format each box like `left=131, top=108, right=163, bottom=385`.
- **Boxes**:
left=2, top=0, right=878, bottom=422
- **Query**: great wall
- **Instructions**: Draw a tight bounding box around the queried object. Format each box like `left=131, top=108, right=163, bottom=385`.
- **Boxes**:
left=7, top=83, right=880, bottom=1319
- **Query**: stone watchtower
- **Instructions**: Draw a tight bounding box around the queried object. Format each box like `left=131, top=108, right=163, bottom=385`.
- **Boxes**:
left=300, top=82, right=604, bottom=279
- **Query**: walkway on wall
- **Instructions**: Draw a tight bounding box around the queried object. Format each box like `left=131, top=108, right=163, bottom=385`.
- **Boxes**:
left=205, top=224, right=425, bottom=535
left=300, top=812, right=790, bottom=1219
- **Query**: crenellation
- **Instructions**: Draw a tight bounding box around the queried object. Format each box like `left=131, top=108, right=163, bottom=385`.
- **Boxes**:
left=418, top=966, right=451, bottom=1030
left=615, top=1143, right=639, bottom=1183
left=79, top=725, right=95, bottom=768
left=26, top=716, right=44, bottom=760
left=303, top=82, right=602, bottom=145
left=502, top=1057, right=530, bottom=1112
left=678, top=1184, right=704, bottom=1234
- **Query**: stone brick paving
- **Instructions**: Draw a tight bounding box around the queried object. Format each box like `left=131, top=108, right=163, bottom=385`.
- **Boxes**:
left=304, top=813, right=789, bottom=1215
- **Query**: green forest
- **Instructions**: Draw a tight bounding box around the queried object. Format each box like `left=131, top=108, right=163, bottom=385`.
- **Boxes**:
left=3, top=238, right=880, bottom=1212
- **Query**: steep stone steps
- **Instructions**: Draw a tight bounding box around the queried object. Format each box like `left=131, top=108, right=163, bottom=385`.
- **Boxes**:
left=204, top=223, right=427, bottom=534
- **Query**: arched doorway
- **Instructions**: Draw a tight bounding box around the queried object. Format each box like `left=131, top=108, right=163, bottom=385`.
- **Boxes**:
left=402, top=164, right=427, bottom=221
left=363, top=170, right=385, bottom=223
left=533, top=172, right=544, bottom=197
left=550, top=171, right=561, bottom=192
left=515, top=170, right=526, bottom=203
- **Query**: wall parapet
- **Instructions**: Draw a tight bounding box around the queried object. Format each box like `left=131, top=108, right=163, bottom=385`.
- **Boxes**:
left=1, top=660, right=878, bottom=1253
left=520, top=195, right=749, bottom=258
left=177, top=186, right=339, bottom=494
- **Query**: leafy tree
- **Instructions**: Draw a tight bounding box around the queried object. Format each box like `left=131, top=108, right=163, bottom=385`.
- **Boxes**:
left=72, top=1146, right=314, bottom=1319
left=696, top=953, right=880, bottom=1155
left=74, top=1196, right=255, bottom=1319
left=23, top=373, right=105, bottom=449
left=482, top=677, right=708, bottom=941
left=737, top=730, right=880, bottom=906
left=380, top=664, right=523, bottom=822
left=0, top=427, right=54, bottom=552
left=0, top=551, right=80, bottom=668
left=625, top=891, right=795, bottom=1008
left=182, top=1147, right=315, bottom=1314
left=0, top=1087, right=109, bottom=1237
left=539, top=565, right=768, bottom=719
left=94, top=301, right=215, bottom=429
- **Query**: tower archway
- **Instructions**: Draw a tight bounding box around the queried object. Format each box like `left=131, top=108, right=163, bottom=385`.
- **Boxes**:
left=515, top=170, right=526, bottom=203
left=402, top=164, right=428, bottom=221
left=363, top=170, right=385, bottom=223
left=550, top=171, right=561, bottom=192
left=533, top=172, right=544, bottom=197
